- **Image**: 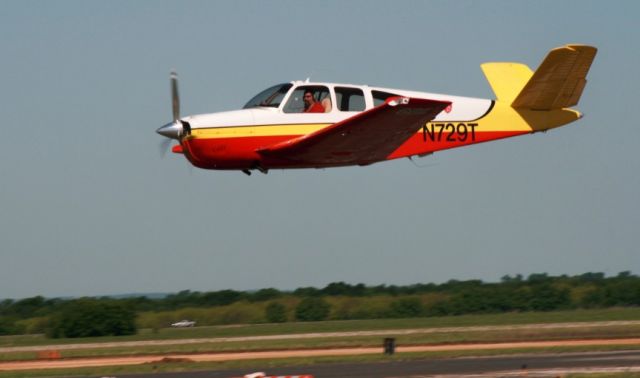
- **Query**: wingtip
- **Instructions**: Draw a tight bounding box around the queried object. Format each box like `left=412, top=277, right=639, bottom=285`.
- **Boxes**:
left=565, top=44, right=598, bottom=54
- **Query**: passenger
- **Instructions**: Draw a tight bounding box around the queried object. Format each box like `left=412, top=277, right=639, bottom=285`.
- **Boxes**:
left=321, top=96, right=332, bottom=112
left=303, top=90, right=325, bottom=113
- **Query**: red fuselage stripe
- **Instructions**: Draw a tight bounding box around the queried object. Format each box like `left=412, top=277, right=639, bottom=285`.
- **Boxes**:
left=182, top=130, right=528, bottom=170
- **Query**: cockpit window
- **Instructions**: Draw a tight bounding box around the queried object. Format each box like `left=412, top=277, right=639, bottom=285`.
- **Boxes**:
left=243, top=83, right=293, bottom=109
left=336, top=87, right=365, bottom=111
left=283, top=85, right=330, bottom=113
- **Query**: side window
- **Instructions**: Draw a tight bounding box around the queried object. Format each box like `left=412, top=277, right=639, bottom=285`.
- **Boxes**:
left=283, top=85, right=330, bottom=113
left=335, top=87, right=365, bottom=111
left=372, top=90, right=400, bottom=106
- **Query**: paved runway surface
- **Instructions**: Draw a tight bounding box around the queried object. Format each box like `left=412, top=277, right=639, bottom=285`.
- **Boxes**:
left=90, top=350, right=640, bottom=378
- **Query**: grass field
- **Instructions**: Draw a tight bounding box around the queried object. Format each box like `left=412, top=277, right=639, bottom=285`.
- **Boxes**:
left=0, top=308, right=639, bottom=377
left=2, top=307, right=640, bottom=348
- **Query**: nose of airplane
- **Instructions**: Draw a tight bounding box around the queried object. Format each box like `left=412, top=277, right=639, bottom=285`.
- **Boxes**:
left=156, top=120, right=183, bottom=139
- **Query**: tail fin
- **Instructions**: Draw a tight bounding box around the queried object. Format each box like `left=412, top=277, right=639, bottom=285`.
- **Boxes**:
left=511, top=45, right=597, bottom=110
left=481, top=62, right=533, bottom=103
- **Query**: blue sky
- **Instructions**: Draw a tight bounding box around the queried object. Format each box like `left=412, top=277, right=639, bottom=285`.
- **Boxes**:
left=1, top=0, right=638, bottom=299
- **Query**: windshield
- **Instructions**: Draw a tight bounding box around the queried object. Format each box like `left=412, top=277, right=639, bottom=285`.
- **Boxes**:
left=243, top=83, right=293, bottom=109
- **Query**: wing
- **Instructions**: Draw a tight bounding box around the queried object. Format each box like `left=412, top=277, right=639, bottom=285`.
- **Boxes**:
left=257, top=97, right=450, bottom=166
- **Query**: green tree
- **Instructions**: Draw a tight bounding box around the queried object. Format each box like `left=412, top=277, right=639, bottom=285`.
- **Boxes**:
left=527, top=273, right=550, bottom=283
left=389, top=297, right=424, bottom=318
left=293, top=287, right=321, bottom=297
left=528, top=284, right=571, bottom=311
left=264, top=302, right=287, bottom=323
left=200, top=290, right=244, bottom=307
left=47, top=299, right=137, bottom=338
left=0, top=316, right=23, bottom=336
left=9, top=296, right=46, bottom=318
left=295, top=297, right=330, bottom=321
left=580, top=287, right=606, bottom=308
left=249, top=288, right=282, bottom=302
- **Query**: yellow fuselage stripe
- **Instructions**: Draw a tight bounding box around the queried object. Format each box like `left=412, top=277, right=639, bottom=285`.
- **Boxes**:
left=190, top=124, right=330, bottom=139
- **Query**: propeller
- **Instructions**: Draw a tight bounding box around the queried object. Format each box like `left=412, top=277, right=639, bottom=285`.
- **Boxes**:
left=158, top=138, right=173, bottom=158
left=157, top=71, right=190, bottom=155
left=171, top=71, right=179, bottom=122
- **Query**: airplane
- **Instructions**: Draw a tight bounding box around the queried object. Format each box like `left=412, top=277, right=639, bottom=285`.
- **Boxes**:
left=156, top=44, right=597, bottom=176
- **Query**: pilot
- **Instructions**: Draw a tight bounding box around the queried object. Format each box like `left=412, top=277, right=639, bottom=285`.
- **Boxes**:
left=303, top=90, right=325, bottom=113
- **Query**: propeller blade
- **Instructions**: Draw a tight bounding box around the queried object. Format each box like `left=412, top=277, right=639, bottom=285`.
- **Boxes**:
left=158, top=138, right=173, bottom=158
left=156, top=71, right=185, bottom=143
left=171, top=71, right=180, bottom=122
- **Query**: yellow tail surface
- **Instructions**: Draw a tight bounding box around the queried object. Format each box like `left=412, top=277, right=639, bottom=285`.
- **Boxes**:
left=482, top=45, right=597, bottom=110
left=481, top=62, right=533, bottom=103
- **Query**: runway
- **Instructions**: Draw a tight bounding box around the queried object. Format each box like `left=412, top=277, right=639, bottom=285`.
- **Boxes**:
left=99, top=350, right=640, bottom=378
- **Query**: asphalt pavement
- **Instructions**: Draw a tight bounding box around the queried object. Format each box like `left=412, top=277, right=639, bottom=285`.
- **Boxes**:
left=91, top=350, right=640, bottom=378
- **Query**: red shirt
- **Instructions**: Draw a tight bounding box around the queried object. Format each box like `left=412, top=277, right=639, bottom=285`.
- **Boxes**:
left=305, top=102, right=325, bottom=113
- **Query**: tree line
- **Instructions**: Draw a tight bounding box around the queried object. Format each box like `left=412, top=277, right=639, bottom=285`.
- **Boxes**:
left=1, top=271, right=639, bottom=337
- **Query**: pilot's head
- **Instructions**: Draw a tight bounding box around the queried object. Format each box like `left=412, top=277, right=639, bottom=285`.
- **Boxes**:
left=303, top=90, right=315, bottom=107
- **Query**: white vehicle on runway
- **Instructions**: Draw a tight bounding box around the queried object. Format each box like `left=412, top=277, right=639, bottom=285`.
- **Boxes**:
left=170, top=319, right=196, bottom=327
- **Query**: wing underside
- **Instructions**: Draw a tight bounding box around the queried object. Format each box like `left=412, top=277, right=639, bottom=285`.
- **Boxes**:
left=257, top=97, right=451, bottom=166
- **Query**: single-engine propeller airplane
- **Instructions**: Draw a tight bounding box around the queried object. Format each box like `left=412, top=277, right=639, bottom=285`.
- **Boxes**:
left=157, top=44, right=597, bottom=175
